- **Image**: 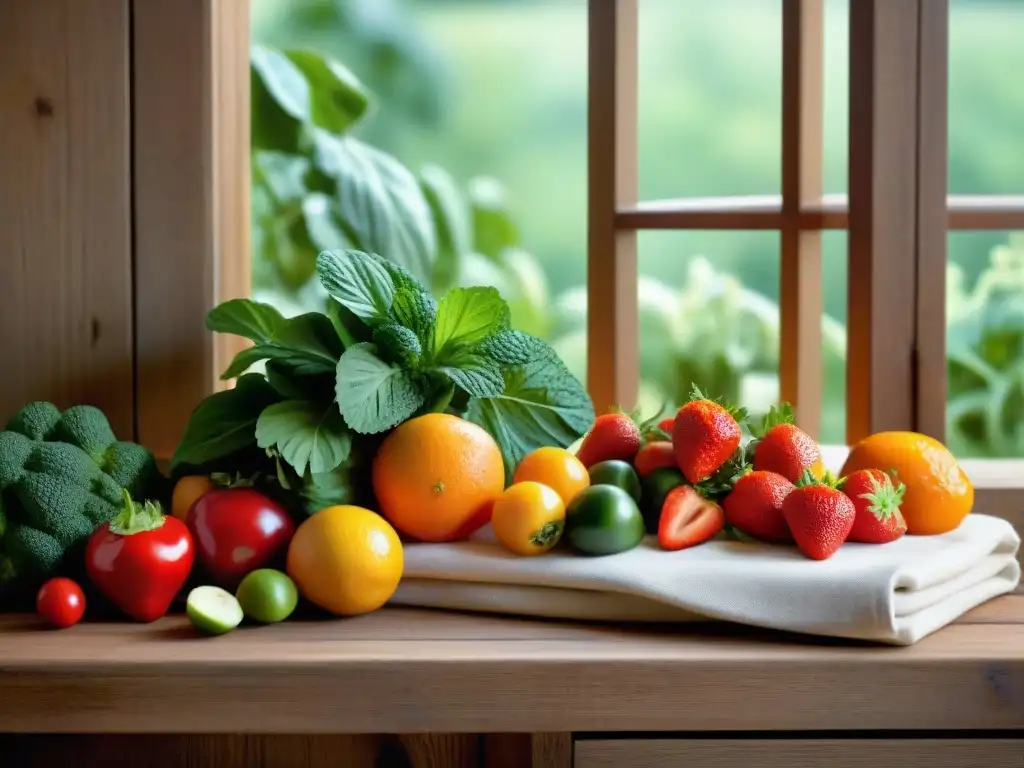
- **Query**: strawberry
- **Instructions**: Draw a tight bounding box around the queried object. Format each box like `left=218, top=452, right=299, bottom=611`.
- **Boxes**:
left=576, top=412, right=642, bottom=468
left=657, top=486, right=725, bottom=551
left=657, top=416, right=675, bottom=433
left=722, top=470, right=795, bottom=543
left=672, top=385, right=746, bottom=484
left=781, top=470, right=855, bottom=560
left=750, top=403, right=824, bottom=483
left=842, top=469, right=907, bottom=544
left=634, top=441, right=677, bottom=477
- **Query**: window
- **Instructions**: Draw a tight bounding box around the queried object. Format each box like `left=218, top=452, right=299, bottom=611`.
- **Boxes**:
left=587, top=0, right=1024, bottom=520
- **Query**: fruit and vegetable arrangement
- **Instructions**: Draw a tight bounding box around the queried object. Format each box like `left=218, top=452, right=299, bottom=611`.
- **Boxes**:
left=0, top=250, right=977, bottom=634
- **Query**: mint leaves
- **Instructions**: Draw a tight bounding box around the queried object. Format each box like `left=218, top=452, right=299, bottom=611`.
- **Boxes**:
left=172, top=247, right=594, bottom=510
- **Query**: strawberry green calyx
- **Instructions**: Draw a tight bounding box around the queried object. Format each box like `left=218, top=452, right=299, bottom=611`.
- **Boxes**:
left=109, top=489, right=167, bottom=536
left=861, top=474, right=907, bottom=523
left=686, top=384, right=749, bottom=425
left=795, top=468, right=841, bottom=489
left=750, top=401, right=795, bottom=439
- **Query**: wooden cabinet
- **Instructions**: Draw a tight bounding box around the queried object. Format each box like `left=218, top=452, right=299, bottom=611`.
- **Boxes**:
left=574, top=739, right=1024, bottom=768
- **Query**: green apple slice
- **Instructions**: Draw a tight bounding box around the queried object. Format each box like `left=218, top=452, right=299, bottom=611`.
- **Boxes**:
left=187, top=586, right=243, bottom=635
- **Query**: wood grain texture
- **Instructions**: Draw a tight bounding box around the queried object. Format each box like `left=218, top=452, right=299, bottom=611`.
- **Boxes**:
left=0, top=599, right=1021, bottom=734
left=132, top=0, right=251, bottom=460
left=532, top=733, right=572, bottom=768
left=0, top=0, right=134, bottom=436
left=574, top=739, right=1024, bottom=768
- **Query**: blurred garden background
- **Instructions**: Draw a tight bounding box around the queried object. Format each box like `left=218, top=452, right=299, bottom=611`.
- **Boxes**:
left=249, top=0, right=1024, bottom=457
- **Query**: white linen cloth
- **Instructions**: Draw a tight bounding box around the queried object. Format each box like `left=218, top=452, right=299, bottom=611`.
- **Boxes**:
left=390, top=513, right=1020, bottom=645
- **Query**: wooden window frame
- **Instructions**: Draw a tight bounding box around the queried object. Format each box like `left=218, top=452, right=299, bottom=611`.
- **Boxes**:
left=588, top=0, right=1024, bottom=522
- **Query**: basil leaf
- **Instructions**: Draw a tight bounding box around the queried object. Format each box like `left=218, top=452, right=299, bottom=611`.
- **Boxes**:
left=439, top=355, right=505, bottom=399
left=467, top=341, right=594, bottom=483
left=284, top=51, right=369, bottom=133
left=270, top=312, right=344, bottom=375
left=317, top=249, right=396, bottom=324
left=171, top=374, right=281, bottom=469
left=432, top=286, right=510, bottom=359
left=256, top=400, right=351, bottom=476
left=335, top=343, right=425, bottom=434
left=220, top=345, right=277, bottom=380
left=206, top=299, right=286, bottom=344
left=312, top=132, right=436, bottom=284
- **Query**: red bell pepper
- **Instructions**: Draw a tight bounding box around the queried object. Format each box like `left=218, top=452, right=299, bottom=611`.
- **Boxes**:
left=187, top=488, right=294, bottom=589
left=86, top=491, right=194, bottom=622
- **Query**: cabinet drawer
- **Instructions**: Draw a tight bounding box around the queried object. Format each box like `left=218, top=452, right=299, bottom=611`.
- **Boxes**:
left=574, top=739, right=1023, bottom=768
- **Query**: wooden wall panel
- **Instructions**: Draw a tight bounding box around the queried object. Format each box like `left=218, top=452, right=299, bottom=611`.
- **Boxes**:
left=0, top=0, right=134, bottom=437
left=132, top=0, right=251, bottom=461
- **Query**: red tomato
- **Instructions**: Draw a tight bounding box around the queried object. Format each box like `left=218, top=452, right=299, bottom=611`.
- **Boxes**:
left=36, top=578, right=86, bottom=628
left=187, top=488, right=295, bottom=589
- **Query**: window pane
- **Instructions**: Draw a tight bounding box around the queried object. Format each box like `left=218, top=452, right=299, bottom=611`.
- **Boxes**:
left=638, top=0, right=782, bottom=199
left=822, top=0, right=849, bottom=195
left=949, top=0, right=1024, bottom=195
left=947, top=231, right=1024, bottom=459
left=634, top=231, right=846, bottom=441
left=250, top=0, right=588, bottom=355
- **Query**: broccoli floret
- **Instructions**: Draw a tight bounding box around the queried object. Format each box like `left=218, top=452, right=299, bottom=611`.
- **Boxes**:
left=0, top=402, right=160, bottom=593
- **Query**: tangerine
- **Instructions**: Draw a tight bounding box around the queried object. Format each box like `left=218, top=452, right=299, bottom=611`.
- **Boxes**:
left=372, top=413, right=505, bottom=542
left=512, top=446, right=590, bottom=506
left=491, top=481, right=566, bottom=556
left=840, top=431, right=973, bottom=535
left=286, top=505, right=403, bottom=616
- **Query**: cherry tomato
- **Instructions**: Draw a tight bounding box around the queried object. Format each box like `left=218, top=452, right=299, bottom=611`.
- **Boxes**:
left=36, top=578, right=86, bottom=628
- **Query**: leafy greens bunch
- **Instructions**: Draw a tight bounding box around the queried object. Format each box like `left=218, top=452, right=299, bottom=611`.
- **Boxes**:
left=172, top=250, right=594, bottom=514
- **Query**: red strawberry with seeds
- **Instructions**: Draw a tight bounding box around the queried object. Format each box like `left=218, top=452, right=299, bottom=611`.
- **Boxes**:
left=781, top=470, right=855, bottom=560
left=672, top=385, right=746, bottom=484
left=843, top=469, right=907, bottom=544
left=576, top=411, right=642, bottom=468
left=723, top=470, right=795, bottom=543
left=658, top=486, right=725, bottom=551
left=750, top=403, right=824, bottom=483
left=634, top=440, right=677, bottom=477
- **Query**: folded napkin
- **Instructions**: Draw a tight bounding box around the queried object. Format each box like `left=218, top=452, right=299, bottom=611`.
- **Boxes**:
left=390, top=513, right=1020, bottom=645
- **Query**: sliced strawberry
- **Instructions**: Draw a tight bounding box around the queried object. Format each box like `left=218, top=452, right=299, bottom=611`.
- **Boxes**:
left=657, top=486, right=725, bottom=551
left=634, top=441, right=677, bottom=477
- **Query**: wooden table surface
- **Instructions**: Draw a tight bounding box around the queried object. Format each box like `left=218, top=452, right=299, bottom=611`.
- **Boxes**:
left=0, top=597, right=1022, bottom=735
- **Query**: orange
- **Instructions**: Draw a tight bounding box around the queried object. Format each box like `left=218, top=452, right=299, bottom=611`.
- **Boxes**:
left=372, top=413, right=505, bottom=542
left=840, top=431, right=973, bottom=535
left=491, top=482, right=565, bottom=556
left=513, top=446, right=590, bottom=506
left=286, top=505, right=403, bottom=616
left=171, top=475, right=214, bottom=521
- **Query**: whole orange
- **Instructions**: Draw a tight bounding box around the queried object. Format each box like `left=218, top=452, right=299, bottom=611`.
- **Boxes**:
left=372, top=413, right=505, bottom=542
left=513, top=446, right=590, bottom=506
left=840, top=431, right=973, bottom=535
left=286, top=505, right=403, bottom=616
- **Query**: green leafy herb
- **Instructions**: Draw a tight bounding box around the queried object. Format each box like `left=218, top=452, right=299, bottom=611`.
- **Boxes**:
left=335, top=343, right=425, bottom=434
left=316, top=249, right=396, bottom=324
left=172, top=374, right=281, bottom=469
left=255, top=400, right=351, bottom=476
left=432, top=286, right=510, bottom=359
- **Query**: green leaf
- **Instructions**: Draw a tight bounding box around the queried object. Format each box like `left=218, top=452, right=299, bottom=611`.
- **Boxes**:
left=171, top=374, right=281, bottom=469
left=284, top=50, right=370, bottom=133
left=432, top=286, right=510, bottom=359
left=467, top=341, right=594, bottom=483
left=468, top=177, right=519, bottom=260
left=372, top=323, right=422, bottom=367
left=265, top=360, right=336, bottom=402
left=271, top=312, right=345, bottom=375
left=256, top=400, right=351, bottom=476
left=335, top=343, right=425, bottom=434
left=220, top=345, right=276, bottom=380
left=477, top=329, right=552, bottom=366
left=312, top=132, right=436, bottom=283
left=390, top=286, right=437, bottom=346
left=439, top=355, right=505, bottom=398
left=206, top=299, right=286, bottom=344
left=250, top=45, right=308, bottom=152
left=420, top=164, right=469, bottom=292
left=317, top=249, right=396, bottom=324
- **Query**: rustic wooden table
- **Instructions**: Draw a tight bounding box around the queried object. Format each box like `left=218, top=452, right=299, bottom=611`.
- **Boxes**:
left=0, top=596, right=1022, bottom=767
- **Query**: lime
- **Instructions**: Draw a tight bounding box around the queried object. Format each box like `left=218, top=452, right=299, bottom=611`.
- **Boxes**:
left=187, top=586, right=243, bottom=635
left=236, top=568, right=298, bottom=624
